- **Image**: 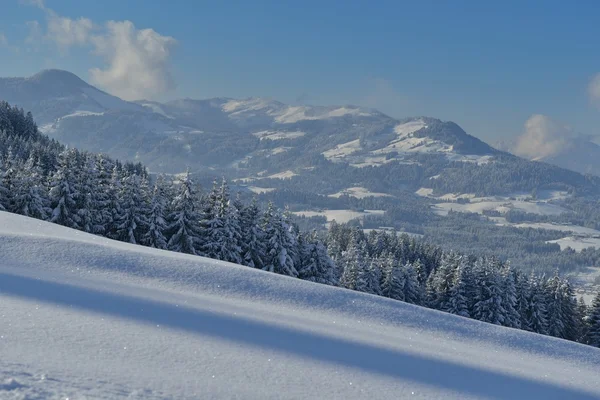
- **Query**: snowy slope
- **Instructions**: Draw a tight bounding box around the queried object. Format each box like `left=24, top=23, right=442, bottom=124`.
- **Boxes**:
left=1, top=212, right=600, bottom=399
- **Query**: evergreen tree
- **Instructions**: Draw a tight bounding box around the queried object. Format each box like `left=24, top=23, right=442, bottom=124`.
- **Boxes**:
left=297, top=231, right=338, bottom=285
left=261, top=202, right=298, bottom=277
left=237, top=197, right=266, bottom=269
left=587, top=292, right=600, bottom=347
left=166, top=171, right=201, bottom=255
left=142, top=175, right=169, bottom=249
left=471, top=258, right=507, bottom=326
left=49, top=149, right=80, bottom=229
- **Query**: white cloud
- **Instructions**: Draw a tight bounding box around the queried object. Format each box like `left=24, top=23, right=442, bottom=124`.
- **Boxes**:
left=46, top=12, right=94, bottom=50
left=19, top=0, right=45, bottom=9
left=20, top=2, right=176, bottom=100
left=0, top=33, right=7, bottom=47
left=588, top=73, right=600, bottom=104
left=513, top=114, right=574, bottom=160
left=89, top=20, right=176, bottom=100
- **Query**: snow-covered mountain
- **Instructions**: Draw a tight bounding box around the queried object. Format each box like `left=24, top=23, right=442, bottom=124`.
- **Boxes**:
left=1, top=210, right=600, bottom=399
left=0, top=70, right=498, bottom=173
left=0, top=69, right=143, bottom=126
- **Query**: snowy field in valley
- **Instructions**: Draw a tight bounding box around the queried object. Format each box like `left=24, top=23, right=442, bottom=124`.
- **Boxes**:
left=328, top=187, right=392, bottom=199
left=1, top=211, right=600, bottom=399
left=292, top=209, right=385, bottom=224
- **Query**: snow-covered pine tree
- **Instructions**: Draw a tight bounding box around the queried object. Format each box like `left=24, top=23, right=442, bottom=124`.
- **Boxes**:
left=446, top=261, right=471, bottom=317
left=0, top=158, right=8, bottom=211
left=471, top=258, right=507, bottom=326
left=142, top=175, right=169, bottom=249
left=166, top=171, right=201, bottom=255
left=237, top=197, right=266, bottom=269
left=339, top=236, right=367, bottom=291
left=362, top=257, right=382, bottom=295
left=576, top=297, right=590, bottom=344
left=49, top=149, right=81, bottom=229
left=261, top=201, right=298, bottom=277
left=300, top=231, right=338, bottom=285
left=114, top=174, right=148, bottom=244
left=501, top=265, right=521, bottom=329
left=76, top=157, right=103, bottom=234
left=380, top=254, right=404, bottom=300
left=524, top=272, right=548, bottom=335
left=587, top=292, right=600, bottom=347
left=10, top=156, right=49, bottom=220
left=402, top=261, right=424, bottom=305
left=426, top=252, right=459, bottom=310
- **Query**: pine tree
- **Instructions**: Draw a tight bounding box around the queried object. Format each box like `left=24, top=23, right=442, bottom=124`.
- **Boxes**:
left=10, top=156, right=49, bottom=219
left=114, top=174, right=148, bottom=244
left=49, top=149, right=81, bottom=229
left=501, top=266, right=521, bottom=329
left=380, top=254, right=404, bottom=300
left=402, top=261, right=424, bottom=305
left=142, top=175, right=168, bottom=249
left=446, top=262, right=471, bottom=317
left=587, top=292, right=600, bottom=347
left=261, top=202, right=298, bottom=277
left=237, top=197, right=266, bottom=269
left=524, top=273, right=548, bottom=335
left=362, top=257, right=382, bottom=295
left=166, top=171, right=201, bottom=255
left=339, top=237, right=366, bottom=291
left=471, top=258, right=507, bottom=326
left=297, top=231, right=338, bottom=285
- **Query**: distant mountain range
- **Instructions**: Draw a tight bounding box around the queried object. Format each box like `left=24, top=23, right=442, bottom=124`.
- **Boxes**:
left=0, top=69, right=499, bottom=174
left=4, top=69, right=600, bottom=203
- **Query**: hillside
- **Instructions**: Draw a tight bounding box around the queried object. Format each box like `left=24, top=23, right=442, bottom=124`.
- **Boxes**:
left=1, top=211, right=600, bottom=399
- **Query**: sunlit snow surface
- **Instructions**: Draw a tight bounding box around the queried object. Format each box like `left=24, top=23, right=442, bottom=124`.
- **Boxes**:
left=1, top=211, right=600, bottom=399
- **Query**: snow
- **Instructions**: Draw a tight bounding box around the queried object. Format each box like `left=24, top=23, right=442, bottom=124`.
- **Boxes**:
left=433, top=201, right=567, bottom=217
left=1, top=211, right=600, bottom=399
left=548, top=237, right=600, bottom=251
left=322, top=140, right=362, bottom=161
left=293, top=209, right=385, bottom=224
left=252, top=130, right=306, bottom=141
left=269, top=147, right=291, bottom=155
left=328, top=187, right=392, bottom=199
left=267, top=170, right=298, bottom=179
left=393, top=119, right=427, bottom=136
left=61, top=110, right=105, bottom=119
left=246, top=186, right=276, bottom=194
left=274, top=106, right=372, bottom=124
left=509, top=222, right=600, bottom=236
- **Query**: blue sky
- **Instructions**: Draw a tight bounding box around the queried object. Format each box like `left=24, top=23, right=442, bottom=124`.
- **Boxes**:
left=1, top=0, right=600, bottom=142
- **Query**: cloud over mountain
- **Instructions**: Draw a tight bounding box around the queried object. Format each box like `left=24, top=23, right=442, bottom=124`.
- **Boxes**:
left=22, top=0, right=176, bottom=100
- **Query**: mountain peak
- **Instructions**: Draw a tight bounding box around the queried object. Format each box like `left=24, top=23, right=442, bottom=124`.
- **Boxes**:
left=28, top=69, right=90, bottom=88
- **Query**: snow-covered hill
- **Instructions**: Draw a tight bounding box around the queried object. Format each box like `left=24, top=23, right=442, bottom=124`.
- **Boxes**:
left=1, top=211, right=599, bottom=399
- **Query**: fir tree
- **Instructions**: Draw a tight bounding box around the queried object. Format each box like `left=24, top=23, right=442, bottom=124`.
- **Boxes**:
left=166, top=171, right=201, bottom=255
left=587, top=292, right=600, bottom=347
left=142, top=175, right=169, bottom=249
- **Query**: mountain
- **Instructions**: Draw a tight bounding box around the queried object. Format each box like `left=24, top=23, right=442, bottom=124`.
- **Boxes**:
left=0, top=69, right=143, bottom=125
left=0, top=70, right=498, bottom=173
left=2, top=211, right=600, bottom=399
